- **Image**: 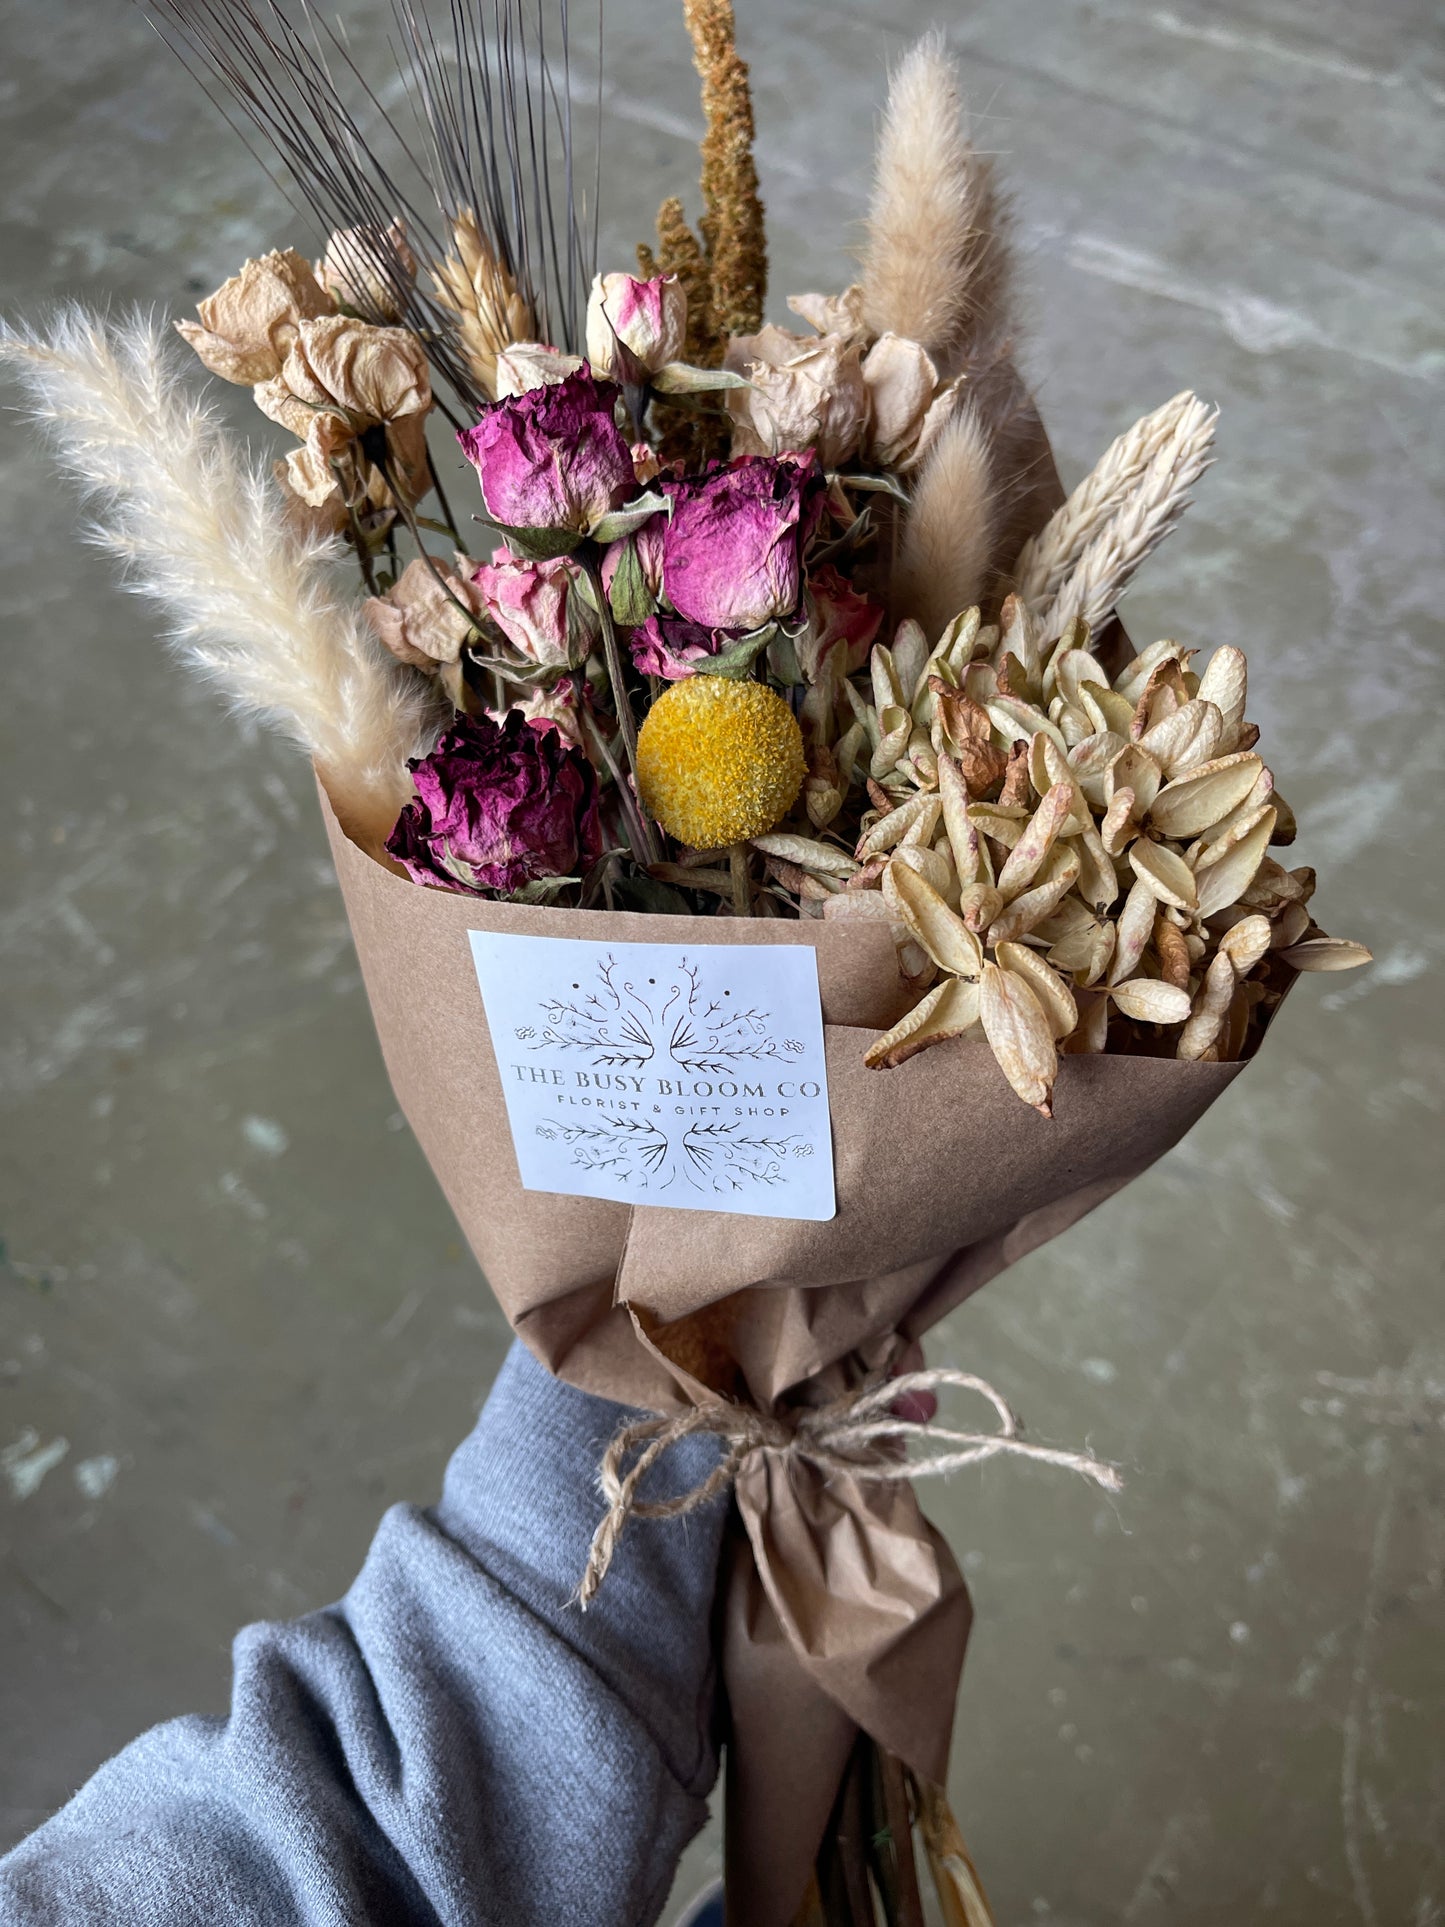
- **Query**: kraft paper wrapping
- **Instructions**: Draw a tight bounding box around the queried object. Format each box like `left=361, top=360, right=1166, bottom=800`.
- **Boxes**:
left=321, top=784, right=1248, bottom=1921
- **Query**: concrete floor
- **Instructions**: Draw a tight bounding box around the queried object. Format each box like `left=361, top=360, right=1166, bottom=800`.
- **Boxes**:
left=2, top=1, right=1442, bottom=1920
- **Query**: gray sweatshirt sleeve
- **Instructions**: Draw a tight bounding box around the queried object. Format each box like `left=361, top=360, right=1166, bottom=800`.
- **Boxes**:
left=0, top=1341, right=726, bottom=1927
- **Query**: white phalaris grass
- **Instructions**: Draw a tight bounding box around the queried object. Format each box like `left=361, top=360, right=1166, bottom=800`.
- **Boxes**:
left=757, top=598, right=1369, bottom=1115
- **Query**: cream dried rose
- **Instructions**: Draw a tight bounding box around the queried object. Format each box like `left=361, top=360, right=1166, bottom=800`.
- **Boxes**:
left=493, top=341, right=587, bottom=399
left=861, top=331, right=963, bottom=470
left=786, top=285, right=871, bottom=348
left=257, top=316, right=432, bottom=509
left=585, top=272, right=687, bottom=381
left=724, top=324, right=867, bottom=468
left=365, top=554, right=484, bottom=669
left=174, top=248, right=334, bottom=386
left=317, top=219, right=417, bottom=322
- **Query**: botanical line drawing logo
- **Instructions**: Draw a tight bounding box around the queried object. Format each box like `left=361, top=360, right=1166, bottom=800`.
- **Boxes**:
left=518, top=953, right=816, bottom=1197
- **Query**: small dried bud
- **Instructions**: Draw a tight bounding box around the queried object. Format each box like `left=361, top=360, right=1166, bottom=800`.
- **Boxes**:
left=317, top=219, right=417, bottom=321
left=860, top=332, right=962, bottom=470
left=585, top=272, right=688, bottom=380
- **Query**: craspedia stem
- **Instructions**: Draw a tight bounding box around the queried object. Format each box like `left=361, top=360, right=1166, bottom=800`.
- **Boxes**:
left=729, top=841, right=752, bottom=918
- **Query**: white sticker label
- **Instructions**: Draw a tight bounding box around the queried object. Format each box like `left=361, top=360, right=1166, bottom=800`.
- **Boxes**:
left=467, top=932, right=836, bottom=1220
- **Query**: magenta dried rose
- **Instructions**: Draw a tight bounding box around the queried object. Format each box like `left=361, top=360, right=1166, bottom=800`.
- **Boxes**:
left=457, top=365, right=633, bottom=537
left=385, top=710, right=602, bottom=896
left=661, top=453, right=821, bottom=632
left=628, top=612, right=731, bottom=681
left=472, top=547, right=598, bottom=668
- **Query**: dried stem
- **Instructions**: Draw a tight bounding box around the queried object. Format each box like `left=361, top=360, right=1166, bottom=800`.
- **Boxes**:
left=876, top=1749, right=925, bottom=1927
left=729, top=841, right=752, bottom=918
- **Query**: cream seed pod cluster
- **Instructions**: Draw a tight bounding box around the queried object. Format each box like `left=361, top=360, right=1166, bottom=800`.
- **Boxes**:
left=754, top=600, right=1369, bottom=1113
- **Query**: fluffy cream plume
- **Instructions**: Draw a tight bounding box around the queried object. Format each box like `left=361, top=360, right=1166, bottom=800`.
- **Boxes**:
left=1011, top=391, right=1217, bottom=609
left=860, top=33, right=1012, bottom=375
left=0, top=308, right=441, bottom=856
left=1023, top=393, right=1219, bottom=638
left=892, top=407, right=995, bottom=641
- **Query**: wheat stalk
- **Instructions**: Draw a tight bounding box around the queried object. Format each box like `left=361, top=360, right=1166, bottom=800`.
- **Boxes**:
left=1012, top=391, right=1215, bottom=608
left=0, top=307, right=442, bottom=856
left=1023, top=395, right=1218, bottom=637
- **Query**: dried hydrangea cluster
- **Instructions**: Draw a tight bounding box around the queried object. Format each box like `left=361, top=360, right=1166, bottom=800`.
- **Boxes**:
left=154, top=7, right=1367, bottom=1108
left=754, top=602, right=1367, bottom=1109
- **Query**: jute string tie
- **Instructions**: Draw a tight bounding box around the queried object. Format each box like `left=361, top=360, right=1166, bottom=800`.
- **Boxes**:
left=578, top=1366, right=1123, bottom=1609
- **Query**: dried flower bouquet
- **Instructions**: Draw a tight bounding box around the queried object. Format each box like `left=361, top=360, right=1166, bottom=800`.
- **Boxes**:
left=3, top=5, right=1367, bottom=1923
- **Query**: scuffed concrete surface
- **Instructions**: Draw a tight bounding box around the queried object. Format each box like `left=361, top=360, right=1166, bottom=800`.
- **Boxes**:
left=1, top=1, right=1441, bottom=1919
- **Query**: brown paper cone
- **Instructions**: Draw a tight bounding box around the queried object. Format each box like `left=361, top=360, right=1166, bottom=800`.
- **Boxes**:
left=320, top=779, right=1250, bottom=1917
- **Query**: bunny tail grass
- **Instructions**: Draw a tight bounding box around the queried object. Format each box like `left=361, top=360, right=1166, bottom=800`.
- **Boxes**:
left=893, top=406, right=995, bottom=641
left=0, top=308, right=442, bottom=856
left=860, top=33, right=1013, bottom=377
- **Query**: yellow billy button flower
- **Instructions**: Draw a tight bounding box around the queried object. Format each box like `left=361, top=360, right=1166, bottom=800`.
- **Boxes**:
left=637, top=676, right=806, bottom=849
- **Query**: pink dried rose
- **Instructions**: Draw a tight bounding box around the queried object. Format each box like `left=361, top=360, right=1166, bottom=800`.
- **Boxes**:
left=471, top=547, right=598, bottom=668
left=796, top=563, right=884, bottom=684
left=601, top=513, right=667, bottom=601
left=458, top=366, right=633, bottom=537
left=786, top=286, right=870, bottom=348
left=628, top=613, right=730, bottom=681
left=366, top=555, right=484, bottom=669
left=585, top=272, right=687, bottom=381
left=316, top=219, right=417, bottom=321
left=723, top=324, right=867, bottom=468
left=174, top=248, right=334, bottom=385
left=386, top=709, right=602, bottom=896
left=661, top=453, right=822, bottom=632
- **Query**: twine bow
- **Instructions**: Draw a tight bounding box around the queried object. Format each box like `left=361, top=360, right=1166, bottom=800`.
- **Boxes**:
left=578, top=1367, right=1123, bottom=1609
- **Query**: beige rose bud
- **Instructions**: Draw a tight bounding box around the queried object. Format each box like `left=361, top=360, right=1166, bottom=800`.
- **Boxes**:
left=493, top=341, right=587, bottom=399
left=174, top=248, right=333, bottom=386
left=724, top=324, right=867, bottom=469
left=787, top=285, right=870, bottom=347
left=365, top=555, right=483, bottom=669
left=861, top=331, right=963, bottom=470
left=585, top=272, right=687, bottom=380
left=317, top=219, right=417, bottom=321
